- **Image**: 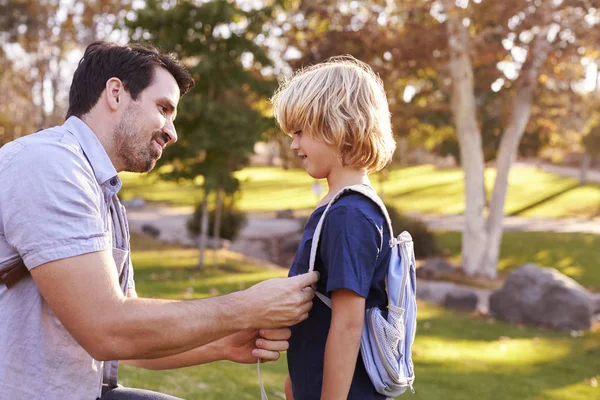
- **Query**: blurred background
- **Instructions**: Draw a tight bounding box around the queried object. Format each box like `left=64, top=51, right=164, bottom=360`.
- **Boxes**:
left=1, top=0, right=599, bottom=399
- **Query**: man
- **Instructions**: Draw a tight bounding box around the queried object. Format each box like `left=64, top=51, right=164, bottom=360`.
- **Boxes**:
left=0, top=41, right=317, bottom=400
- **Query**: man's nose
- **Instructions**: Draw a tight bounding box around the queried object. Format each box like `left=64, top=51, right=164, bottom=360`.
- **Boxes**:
left=163, top=119, right=178, bottom=144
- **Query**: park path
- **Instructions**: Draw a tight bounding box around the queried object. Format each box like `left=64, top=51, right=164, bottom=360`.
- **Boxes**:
left=126, top=161, right=600, bottom=245
left=125, top=203, right=600, bottom=250
left=518, top=161, right=600, bottom=184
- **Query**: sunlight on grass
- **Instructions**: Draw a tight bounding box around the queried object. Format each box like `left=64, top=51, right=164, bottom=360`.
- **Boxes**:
left=436, top=231, right=600, bottom=289
left=119, top=165, right=600, bottom=219
left=416, top=336, right=571, bottom=366
left=120, top=236, right=600, bottom=400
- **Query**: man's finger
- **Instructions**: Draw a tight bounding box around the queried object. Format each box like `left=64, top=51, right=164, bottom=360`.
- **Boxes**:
left=252, top=349, right=280, bottom=362
left=290, top=271, right=319, bottom=288
left=259, top=328, right=291, bottom=341
left=256, top=338, right=289, bottom=352
left=299, top=302, right=313, bottom=315
left=302, top=286, right=316, bottom=302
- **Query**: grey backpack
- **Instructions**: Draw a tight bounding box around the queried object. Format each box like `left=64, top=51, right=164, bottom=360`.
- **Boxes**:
left=257, top=185, right=417, bottom=398
left=308, top=185, right=416, bottom=396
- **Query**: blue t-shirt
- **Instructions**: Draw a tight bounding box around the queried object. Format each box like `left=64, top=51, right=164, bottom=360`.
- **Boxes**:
left=287, top=192, right=391, bottom=400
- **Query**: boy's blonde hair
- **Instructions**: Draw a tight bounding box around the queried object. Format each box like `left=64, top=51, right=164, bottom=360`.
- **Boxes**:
left=272, top=56, right=395, bottom=172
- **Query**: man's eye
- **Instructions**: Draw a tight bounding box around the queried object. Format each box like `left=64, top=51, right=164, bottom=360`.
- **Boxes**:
left=159, top=105, right=167, bottom=114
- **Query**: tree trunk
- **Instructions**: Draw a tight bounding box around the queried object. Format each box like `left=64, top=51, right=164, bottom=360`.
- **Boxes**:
left=197, top=188, right=210, bottom=270
left=37, top=59, right=47, bottom=129
left=579, top=154, right=591, bottom=184
left=443, top=1, right=488, bottom=276
left=212, top=187, right=223, bottom=264
left=484, top=28, right=552, bottom=277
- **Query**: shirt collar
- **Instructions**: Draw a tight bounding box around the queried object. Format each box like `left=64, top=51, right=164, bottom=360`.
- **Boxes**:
left=63, top=116, right=121, bottom=192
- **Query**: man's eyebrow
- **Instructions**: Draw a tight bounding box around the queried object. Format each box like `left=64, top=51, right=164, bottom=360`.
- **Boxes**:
left=157, top=97, right=177, bottom=118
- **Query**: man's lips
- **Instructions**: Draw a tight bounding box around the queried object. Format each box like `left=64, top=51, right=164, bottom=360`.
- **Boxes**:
left=152, top=139, right=164, bottom=156
left=153, top=138, right=166, bottom=150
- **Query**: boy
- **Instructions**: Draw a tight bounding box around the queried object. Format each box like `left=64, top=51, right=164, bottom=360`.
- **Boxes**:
left=272, top=56, right=396, bottom=400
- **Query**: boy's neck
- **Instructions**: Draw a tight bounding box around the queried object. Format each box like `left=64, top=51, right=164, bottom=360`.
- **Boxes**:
left=319, top=168, right=370, bottom=207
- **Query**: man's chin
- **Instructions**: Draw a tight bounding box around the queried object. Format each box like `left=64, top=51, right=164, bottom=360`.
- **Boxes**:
left=123, top=158, right=157, bottom=173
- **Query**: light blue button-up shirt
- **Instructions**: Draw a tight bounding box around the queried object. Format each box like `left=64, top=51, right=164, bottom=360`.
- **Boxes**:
left=0, top=117, right=134, bottom=399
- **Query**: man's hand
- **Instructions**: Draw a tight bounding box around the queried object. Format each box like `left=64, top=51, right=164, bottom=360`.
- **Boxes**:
left=243, top=272, right=318, bottom=329
left=218, top=328, right=291, bottom=364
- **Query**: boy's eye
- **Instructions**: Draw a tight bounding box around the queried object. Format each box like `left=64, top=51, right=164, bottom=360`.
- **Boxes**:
left=293, top=130, right=302, bottom=136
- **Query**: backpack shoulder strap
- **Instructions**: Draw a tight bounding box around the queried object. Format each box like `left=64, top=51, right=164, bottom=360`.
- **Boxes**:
left=0, top=258, right=29, bottom=289
left=308, top=184, right=394, bottom=275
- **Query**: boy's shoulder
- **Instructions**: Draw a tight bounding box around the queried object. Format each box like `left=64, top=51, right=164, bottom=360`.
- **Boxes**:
left=328, top=192, right=387, bottom=228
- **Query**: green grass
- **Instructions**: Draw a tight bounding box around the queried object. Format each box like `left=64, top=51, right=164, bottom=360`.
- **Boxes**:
left=119, top=165, right=600, bottom=219
left=436, top=231, right=600, bottom=291
left=119, top=235, right=600, bottom=400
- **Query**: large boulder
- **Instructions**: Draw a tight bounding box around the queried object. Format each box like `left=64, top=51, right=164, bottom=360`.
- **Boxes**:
left=444, top=287, right=479, bottom=313
left=489, top=264, right=594, bottom=331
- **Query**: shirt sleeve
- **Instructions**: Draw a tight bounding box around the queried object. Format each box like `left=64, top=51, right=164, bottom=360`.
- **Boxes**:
left=319, top=204, right=383, bottom=298
left=0, top=141, right=111, bottom=269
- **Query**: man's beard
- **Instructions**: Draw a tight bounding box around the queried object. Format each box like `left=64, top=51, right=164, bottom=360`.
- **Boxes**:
left=113, top=104, right=162, bottom=173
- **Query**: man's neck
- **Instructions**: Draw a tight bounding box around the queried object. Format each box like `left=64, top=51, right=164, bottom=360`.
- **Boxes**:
left=80, top=113, right=121, bottom=171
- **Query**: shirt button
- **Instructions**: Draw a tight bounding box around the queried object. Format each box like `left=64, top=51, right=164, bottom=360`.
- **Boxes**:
left=110, top=178, right=117, bottom=186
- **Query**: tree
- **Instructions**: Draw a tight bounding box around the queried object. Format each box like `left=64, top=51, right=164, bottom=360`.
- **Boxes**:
left=128, top=0, right=279, bottom=268
left=277, top=0, right=600, bottom=278
left=0, top=0, right=133, bottom=138
left=441, top=0, right=600, bottom=277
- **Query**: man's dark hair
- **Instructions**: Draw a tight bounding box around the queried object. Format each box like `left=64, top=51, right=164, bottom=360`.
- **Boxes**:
left=66, top=41, right=195, bottom=118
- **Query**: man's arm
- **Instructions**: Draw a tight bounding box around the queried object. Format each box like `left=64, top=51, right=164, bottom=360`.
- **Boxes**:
left=320, top=289, right=365, bottom=400
left=30, top=250, right=317, bottom=362
left=122, top=290, right=291, bottom=370
left=121, top=327, right=291, bottom=370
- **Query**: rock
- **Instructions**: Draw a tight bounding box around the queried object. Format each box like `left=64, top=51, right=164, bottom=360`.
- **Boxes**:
left=417, top=257, right=456, bottom=279
left=416, top=280, right=457, bottom=304
left=592, top=293, right=600, bottom=314
left=276, top=209, right=294, bottom=219
left=141, top=224, right=160, bottom=238
left=123, top=196, right=146, bottom=209
left=444, top=288, right=479, bottom=312
left=489, top=263, right=594, bottom=331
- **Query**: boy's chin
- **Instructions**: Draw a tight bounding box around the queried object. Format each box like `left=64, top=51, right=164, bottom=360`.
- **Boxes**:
left=306, top=170, right=327, bottom=180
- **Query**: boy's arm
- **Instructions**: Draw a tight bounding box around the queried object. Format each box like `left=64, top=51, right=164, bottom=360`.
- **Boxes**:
left=321, top=289, right=365, bottom=400
left=285, top=374, right=294, bottom=400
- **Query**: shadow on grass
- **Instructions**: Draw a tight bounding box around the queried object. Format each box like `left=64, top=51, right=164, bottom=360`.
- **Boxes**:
left=508, top=183, right=581, bottom=216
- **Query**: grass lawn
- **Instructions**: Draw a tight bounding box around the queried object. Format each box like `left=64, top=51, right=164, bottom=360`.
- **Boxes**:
left=436, top=231, right=600, bottom=291
left=118, top=165, right=600, bottom=219
left=118, top=235, right=600, bottom=400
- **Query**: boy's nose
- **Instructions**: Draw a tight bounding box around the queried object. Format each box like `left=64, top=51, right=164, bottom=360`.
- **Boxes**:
left=290, top=137, right=299, bottom=150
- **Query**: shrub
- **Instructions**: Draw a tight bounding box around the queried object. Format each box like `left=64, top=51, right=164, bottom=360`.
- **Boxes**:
left=187, top=197, right=247, bottom=241
left=385, top=203, right=440, bottom=259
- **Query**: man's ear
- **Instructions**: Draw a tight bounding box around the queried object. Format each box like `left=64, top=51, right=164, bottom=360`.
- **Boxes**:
left=106, top=77, right=124, bottom=111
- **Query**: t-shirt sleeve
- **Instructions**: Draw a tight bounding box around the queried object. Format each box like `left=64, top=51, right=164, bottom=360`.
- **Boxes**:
left=0, top=142, right=111, bottom=269
left=319, top=204, right=383, bottom=298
